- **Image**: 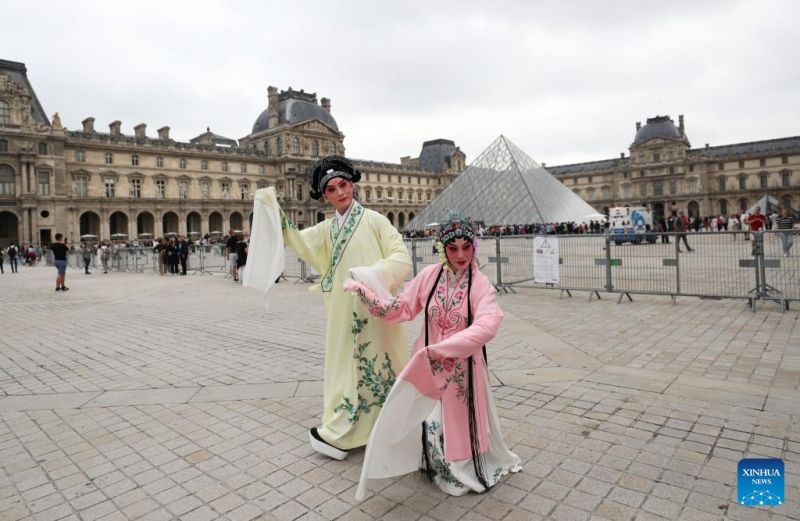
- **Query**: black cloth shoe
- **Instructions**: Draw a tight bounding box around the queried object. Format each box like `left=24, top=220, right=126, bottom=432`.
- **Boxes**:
left=309, top=427, right=348, bottom=460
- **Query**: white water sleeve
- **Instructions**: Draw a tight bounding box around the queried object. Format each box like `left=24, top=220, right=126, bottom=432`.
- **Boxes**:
left=242, top=187, right=285, bottom=307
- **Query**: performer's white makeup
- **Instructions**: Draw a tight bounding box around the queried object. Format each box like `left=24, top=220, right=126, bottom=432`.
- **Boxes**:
left=445, top=238, right=473, bottom=271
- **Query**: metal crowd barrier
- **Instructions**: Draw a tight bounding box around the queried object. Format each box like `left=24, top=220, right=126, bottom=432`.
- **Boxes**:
left=423, top=231, right=795, bottom=310
left=51, top=229, right=797, bottom=311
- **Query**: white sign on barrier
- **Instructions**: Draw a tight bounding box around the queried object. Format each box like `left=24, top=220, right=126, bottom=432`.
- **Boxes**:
left=534, top=236, right=559, bottom=284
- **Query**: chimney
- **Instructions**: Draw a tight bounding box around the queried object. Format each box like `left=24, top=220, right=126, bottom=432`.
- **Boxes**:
left=705, top=143, right=709, bottom=148
left=321, top=97, right=331, bottom=112
left=267, top=86, right=279, bottom=129
left=635, top=121, right=641, bottom=131
left=678, top=114, right=685, bottom=136
left=134, top=123, right=147, bottom=139
left=157, top=126, right=170, bottom=141
left=109, top=120, right=121, bottom=136
left=620, top=152, right=625, bottom=159
left=82, top=117, right=95, bottom=133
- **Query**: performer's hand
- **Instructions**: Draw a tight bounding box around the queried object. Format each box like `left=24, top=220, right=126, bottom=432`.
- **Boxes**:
left=343, top=278, right=365, bottom=296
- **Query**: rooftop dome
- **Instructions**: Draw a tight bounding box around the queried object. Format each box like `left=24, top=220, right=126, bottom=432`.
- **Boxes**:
left=251, top=90, right=338, bottom=134
left=633, top=115, right=681, bottom=145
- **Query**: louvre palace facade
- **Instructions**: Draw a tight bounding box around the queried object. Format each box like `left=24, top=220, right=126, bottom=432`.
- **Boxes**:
left=548, top=115, right=799, bottom=220
left=0, top=59, right=465, bottom=246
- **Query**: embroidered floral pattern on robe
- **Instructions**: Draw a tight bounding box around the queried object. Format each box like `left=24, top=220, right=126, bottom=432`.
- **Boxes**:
left=321, top=203, right=364, bottom=292
left=429, top=271, right=469, bottom=332
left=334, top=312, right=397, bottom=424
left=429, top=357, right=467, bottom=402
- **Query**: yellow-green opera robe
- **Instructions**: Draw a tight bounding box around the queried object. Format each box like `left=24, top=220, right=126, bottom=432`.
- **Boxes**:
left=282, top=201, right=411, bottom=450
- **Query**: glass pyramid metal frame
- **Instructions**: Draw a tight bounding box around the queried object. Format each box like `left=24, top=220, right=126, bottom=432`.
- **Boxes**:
left=408, top=135, right=600, bottom=228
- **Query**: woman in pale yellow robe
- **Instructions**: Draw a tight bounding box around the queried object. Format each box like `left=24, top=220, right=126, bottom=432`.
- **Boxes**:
left=265, top=156, right=411, bottom=458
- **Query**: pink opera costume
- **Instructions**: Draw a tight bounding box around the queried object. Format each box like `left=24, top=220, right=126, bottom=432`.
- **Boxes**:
left=245, top=156, right=411, bottom=460
left=347, top=211, right=521, bottom=499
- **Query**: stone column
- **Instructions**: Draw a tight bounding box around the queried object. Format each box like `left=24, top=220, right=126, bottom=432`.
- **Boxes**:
left=178, top=212, right=187, bottom=236
left=154, top=212, right=163, bottom=238
left=129, top=211, right=138, bottom=240
left=101, top=211, right=111, bottom=241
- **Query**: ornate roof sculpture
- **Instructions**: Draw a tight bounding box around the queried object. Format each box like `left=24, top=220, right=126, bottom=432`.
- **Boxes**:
left=407, top=135, right=600, bottom=228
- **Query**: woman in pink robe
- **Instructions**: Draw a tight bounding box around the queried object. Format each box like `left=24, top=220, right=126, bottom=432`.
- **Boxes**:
left=348, top=211, right=521, bottom=499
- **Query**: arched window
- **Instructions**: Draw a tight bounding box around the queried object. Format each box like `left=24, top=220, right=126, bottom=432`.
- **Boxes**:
left=292, top=137, right=300, bottom=155
left=719, top=199, right=728, bottom=216
left=738, top=198, right=749, bottom=212
left=0, top=101, right=10, bottom=125
left=311, top=140, right=319, bottom=157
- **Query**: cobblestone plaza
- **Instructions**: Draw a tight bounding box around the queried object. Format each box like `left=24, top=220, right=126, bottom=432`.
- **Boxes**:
left=1, top=267, right=799, bottom=520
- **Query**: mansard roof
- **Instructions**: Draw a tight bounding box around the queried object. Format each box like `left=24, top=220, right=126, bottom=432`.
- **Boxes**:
left=0, top=59, right=50, bottom=126
left=689, top=136, right=800, bottom=159
left=549, top=136, right=800, bottom=176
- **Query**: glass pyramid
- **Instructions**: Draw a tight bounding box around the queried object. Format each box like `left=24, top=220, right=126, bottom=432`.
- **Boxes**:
left=408, top=135, right=600, bottom=228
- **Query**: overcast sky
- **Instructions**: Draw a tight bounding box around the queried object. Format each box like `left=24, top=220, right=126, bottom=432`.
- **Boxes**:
left=4, top=0, right=799, bottom=166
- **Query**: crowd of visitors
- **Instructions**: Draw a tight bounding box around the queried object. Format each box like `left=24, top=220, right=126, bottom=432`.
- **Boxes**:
left=402, top=209, right=796, bottom=240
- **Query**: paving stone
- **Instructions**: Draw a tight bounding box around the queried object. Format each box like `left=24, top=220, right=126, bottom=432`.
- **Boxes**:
left=1, top=269, right=799, bottom=521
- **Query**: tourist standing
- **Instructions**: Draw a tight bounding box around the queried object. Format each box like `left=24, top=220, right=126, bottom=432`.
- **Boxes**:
left=100, top=242, right=110, bottom=273
left=745, top=207, right=767, bottom=239
left=777, top=208, right=795, bottom=256
left=177, top=235, right=189, bottom=275
left=235, top=233, right=248, bottom=284
left=674, top=211, right=694, bottom=252
left=51, top=234, right=69, bottom=291
left=7, top=244, right=19, bottom=273
left=82, top=243, right=92, bottom=274
left=226, top=230, right=239, bottom=282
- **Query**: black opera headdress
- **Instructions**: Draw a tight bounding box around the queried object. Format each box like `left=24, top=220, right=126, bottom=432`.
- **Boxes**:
left=306, top=155, right=362, bottom=200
